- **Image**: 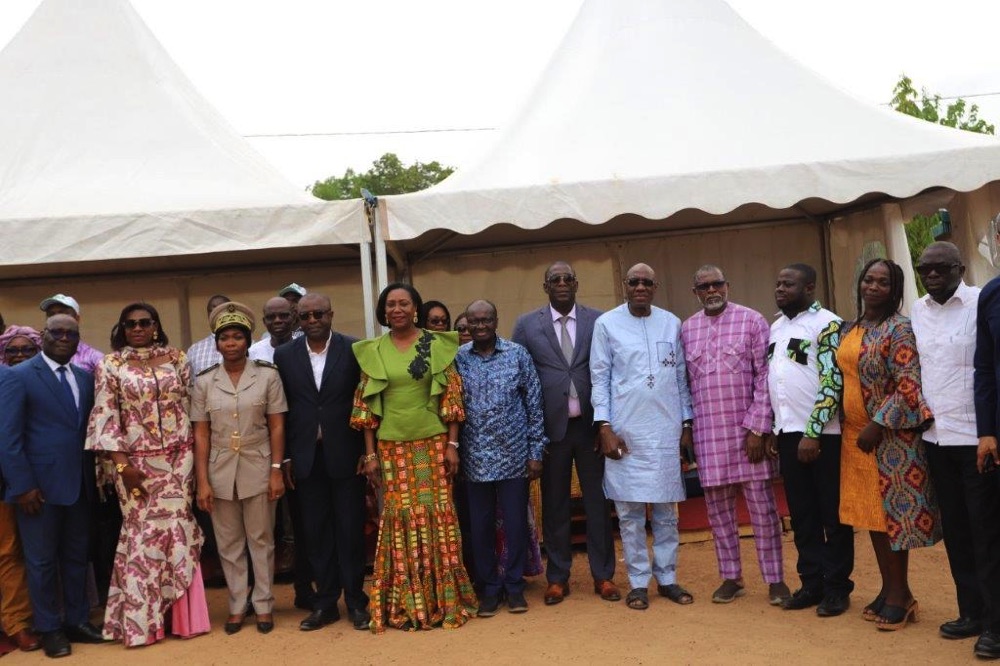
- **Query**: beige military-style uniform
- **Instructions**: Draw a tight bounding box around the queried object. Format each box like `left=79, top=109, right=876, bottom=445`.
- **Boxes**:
left=191, top=359, right=287, bottom=615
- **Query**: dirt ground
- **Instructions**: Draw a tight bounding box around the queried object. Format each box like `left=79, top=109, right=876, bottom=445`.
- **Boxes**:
left=3, top=531, right=977, bottom=665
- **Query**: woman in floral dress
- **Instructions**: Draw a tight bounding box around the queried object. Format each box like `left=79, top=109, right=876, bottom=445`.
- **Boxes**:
left=86, top=302, right=210, bottom=647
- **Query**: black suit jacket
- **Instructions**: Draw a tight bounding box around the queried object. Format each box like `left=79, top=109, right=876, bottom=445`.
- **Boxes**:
left=511, top=303, right=602, bottom=442
left=274, top=332, right=364, bottom=480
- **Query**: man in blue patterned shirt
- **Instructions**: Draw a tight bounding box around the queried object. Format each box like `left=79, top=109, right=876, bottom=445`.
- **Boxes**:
left=455, top=300, right=547, bottom=618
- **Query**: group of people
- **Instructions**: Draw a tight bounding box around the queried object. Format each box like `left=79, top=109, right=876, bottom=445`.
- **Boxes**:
left=0, top=243, right=999, bottom=660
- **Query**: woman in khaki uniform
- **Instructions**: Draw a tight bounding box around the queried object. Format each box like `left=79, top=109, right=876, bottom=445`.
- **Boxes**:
left=191, top=302, right=287, bottom=635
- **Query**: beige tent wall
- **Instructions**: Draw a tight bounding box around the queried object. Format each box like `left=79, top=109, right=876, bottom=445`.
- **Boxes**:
left=408, top=243, right=618, bottom=338
left=1, top=262, right=366, bottom=353
left=948, top=182, right=1000, bottom=287
left=407, top=219, right=827, bottom=334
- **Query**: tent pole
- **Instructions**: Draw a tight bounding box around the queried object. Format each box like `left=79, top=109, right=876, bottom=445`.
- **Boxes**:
left=373, top=199, right=390, bottom=305
left=360, top=195, right=377, bottom=338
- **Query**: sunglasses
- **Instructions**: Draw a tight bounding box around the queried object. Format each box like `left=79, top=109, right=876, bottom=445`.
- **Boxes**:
left=123, top=318, right=154, bottom=329
left=299, top=309, right=329, bottom=321
left=263, top=312, right=293, bottom=323
left=694, top=280, right=727, bottom=292
left=455, top=325, right=469, bottom=333
left=4, top=345, right=37, bottom=356
left=47, top=328, right=81, bottom=340
left=625, top=277, right=656, bottom=288
left=466, top=317, right=496, bottom=327
left=426, top=316, right=450, bottom=326
left=546, top=274, right=577, bottom=285
left=915, top=262, right=959, bottom=277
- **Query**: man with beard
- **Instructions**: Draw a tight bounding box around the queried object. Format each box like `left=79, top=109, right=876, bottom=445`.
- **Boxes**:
left=681, top=265, right=789, bottom=606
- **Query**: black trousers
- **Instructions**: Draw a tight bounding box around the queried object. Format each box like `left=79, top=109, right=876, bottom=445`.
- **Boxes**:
left=295, top=445, right=368, bottom=613
left=925, top=442, right=1000, bottom=631
left=284, top=488, right=316, bottom=603
left=542, top=417, right=614, bottom=583
left=777, top=431, right=854, bottom=596
left=467, top=477, right=529, bottom=597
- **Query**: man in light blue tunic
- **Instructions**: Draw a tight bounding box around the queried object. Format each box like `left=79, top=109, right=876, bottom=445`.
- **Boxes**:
left=591, top=263, right=696, bottom=611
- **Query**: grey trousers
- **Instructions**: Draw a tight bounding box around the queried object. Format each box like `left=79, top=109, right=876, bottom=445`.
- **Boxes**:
left=211, top=493, right=277, bottom=615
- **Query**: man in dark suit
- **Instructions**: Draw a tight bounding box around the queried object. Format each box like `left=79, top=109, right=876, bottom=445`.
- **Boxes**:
left=0, top=314, right=107, bottom=658
left=274, top=294, right=370, bottom=631
left=511, top=261, right=618, bottom=605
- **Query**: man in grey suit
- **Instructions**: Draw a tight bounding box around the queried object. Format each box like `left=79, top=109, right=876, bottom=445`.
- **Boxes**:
left=512, top=261, right=618, bottom=605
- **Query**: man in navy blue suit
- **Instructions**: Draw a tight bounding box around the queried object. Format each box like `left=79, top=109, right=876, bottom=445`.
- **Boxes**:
left=0, top=314, right=107, bottom=658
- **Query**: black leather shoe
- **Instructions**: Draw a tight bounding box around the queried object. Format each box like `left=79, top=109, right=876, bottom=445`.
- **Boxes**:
left=62, top=622, right=109, bottom=644
left=816, top=593, right=850, bottom=617
left=975, top=631, right=1000, bottom=659
left=348, top=608, right=371, bottom=631
left=940, top=616, right=982, bottom=639
left=781, top=588, right=824, bottom=611
left=256, top=613, right=274, bottom=634
left=41, top=630, right=71, bottom=658
left=299, top=608, right=340, bottom=631
left=223, top=615, right=245, bottom=635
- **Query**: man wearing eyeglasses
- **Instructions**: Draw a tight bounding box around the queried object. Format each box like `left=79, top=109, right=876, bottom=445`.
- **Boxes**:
left=511, top=261, right=618, bottom=606
left=249, top=297, right=302, bottom=363
left=591, top=263, right=695, bottom=611
left=680, top=265, right=789, bottom=607
left=922, top=243, right=1000, bottom=658
left=273, top=294, right=369, bottom=631
left=455, top=299, right=546, bottom=616
left=0, top=315, right=106, bottom=658
left=38, top=294, right=103, bottom=373
left=186, top=294, right=231, bottom=374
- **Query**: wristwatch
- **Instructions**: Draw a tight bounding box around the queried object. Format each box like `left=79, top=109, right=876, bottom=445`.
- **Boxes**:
left=270, top=463, right=282, bottom=470
left=447, top=440, right=460, bottom=449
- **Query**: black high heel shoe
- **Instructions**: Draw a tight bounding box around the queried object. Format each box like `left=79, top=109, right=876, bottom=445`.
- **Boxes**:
left=256, top=614, right=274, bottom=634
left=224, top=614, right=246, bottom=635
left=862, top=594, right=885, bottom=622
left=876, top=599, right=918, bottom=631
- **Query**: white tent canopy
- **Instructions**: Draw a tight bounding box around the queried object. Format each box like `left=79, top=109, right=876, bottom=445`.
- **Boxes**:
left=384, top=0, right=1000, bottom=243
left=0, top=0, right=365, bottom=279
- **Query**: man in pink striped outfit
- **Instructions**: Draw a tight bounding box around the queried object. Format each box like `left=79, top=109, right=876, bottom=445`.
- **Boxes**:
left=681, top=265, right=789, bottom=605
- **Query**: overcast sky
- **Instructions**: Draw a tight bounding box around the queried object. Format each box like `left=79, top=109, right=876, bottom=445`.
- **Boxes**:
left=2, top=0, right=998, bottom=188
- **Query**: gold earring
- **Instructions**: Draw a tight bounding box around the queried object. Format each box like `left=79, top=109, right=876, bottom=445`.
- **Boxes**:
left=153, top=330, right=159, bottom=341
left=413, top=313, right=418, bottom=323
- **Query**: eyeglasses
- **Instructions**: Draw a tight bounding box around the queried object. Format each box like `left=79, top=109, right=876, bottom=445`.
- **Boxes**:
left=299, top=309, right=329, bottom=321
left=546, top=274, right=577, bottom=285
left=455, top=325, right=469, bottom=333
left=427, top=317, right=450, bottom=326
left=466, top=317, right=496, bottom=327
left=915, top=262, right=959, bottom=276
left=123, top=318, right=154, bottom=329
left=263, top=312, right=293, bottom=323
left=47, top=328, right=81, bottom=340
left=3, top=345, right=37, bottom=356
left=694, top=280, right=727, bottom=292
left=625, top=277, right=656, bottom=288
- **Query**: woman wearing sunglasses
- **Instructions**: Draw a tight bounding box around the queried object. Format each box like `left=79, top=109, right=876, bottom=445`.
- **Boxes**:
left=85, top=302, right=210, bottom=647
left=0, top=325, right=41, bottom=367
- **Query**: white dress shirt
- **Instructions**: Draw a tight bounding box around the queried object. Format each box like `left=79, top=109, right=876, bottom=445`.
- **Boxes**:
left=911, top=281, right=980, bottom=446
left=768, top=302, right=841, bottom=436
left=550, top=304, right=581, bottom=418
left=306, top=331, right=332, bottom=391
left=41, top=351, right=80, bottom=407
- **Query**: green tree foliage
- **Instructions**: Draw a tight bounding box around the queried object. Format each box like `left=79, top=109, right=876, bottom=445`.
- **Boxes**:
left=891, top=74, right=995, bottom=135
left=905, top=214, right=938, bottom=297
left=311, top=153, right=455, bottom=200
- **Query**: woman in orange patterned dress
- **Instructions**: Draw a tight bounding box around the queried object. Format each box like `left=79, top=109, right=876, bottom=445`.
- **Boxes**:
left=351, top=283, right=477, bottom=632
left=836, top=259, right=940, bottom=631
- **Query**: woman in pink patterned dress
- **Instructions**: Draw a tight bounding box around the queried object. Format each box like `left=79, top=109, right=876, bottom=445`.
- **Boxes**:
left=85, top=302, right=210, bottom=648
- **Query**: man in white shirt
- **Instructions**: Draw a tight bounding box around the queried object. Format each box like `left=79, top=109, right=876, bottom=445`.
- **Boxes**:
left=768, top=264, right=854, bottom=617
left=186, top=294, right=230, bottom=374
left=249, top=298, right=300, bottom=363
left=914, top=241, right=1000, bottom=654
